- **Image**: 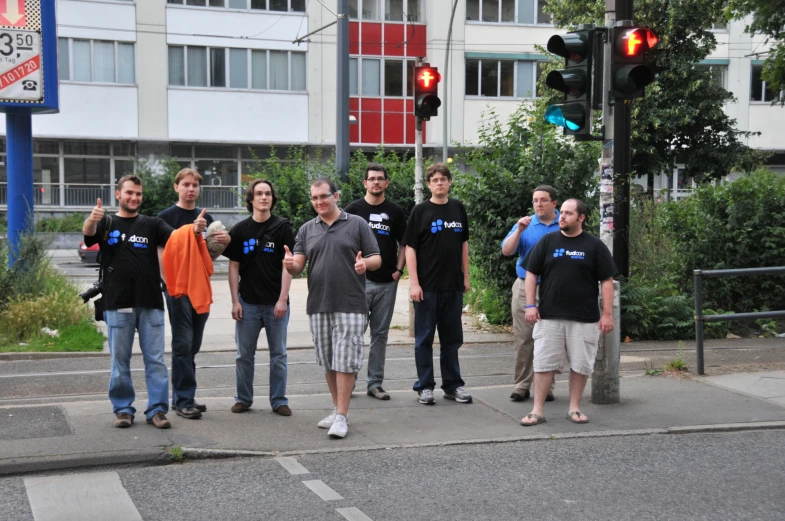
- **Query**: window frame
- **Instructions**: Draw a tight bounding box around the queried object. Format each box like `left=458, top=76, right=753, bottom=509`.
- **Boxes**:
left=750, top=64, right=780, bottom=103
left=166, top=0, right=306, bottom=12
left=465, top=58, right=545, bottom=99
left=57, top=37, right=136, bottom=85
left=466, top=0, right=552, bottom=25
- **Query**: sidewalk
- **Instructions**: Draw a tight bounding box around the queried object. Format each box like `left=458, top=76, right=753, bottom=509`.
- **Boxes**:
left=1, top=369, right=784, bottom=475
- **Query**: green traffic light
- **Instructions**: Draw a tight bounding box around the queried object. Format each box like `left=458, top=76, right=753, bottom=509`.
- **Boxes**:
left=545, top=105, right=584, bottom=132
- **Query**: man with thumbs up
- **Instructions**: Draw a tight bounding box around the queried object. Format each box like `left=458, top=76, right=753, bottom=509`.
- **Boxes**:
left=286, top=177, right=381, bottom=439
left=83, top=175, right=206, bottom=430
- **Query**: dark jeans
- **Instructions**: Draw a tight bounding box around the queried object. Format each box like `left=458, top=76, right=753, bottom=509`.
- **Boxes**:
left=165, top=291, right=209, bottom=409
left=412, top=290, right=465, bottom=393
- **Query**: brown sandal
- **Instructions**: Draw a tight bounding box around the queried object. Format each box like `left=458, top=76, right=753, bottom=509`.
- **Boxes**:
left=566, top=411, right=589, bottom=424
left=520, top=413, right=546, bottom=426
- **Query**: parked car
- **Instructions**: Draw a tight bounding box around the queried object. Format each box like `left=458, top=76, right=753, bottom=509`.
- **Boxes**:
left=78, top=241, right=99, bottom=264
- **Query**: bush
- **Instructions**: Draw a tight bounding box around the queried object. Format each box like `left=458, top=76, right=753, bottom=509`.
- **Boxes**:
left=136, top=158, right=181, bottom=217
left=660, top=168, right=785, bottom=315
left=34, top=213, right=86, bottom=233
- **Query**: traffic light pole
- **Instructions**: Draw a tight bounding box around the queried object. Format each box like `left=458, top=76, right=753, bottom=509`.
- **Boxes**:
left=592, top=0, right=622, bottom=405
left=409, top=58, right=424, bottom=338
left=336, top=0, right=350, bottom=181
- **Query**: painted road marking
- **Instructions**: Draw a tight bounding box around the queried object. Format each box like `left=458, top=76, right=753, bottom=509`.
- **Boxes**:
left=337, top=507, right=375, bottom=521
left=24, top=471, right=142, bottom=521
left=302, top=479, right=343, bottom=501
left=276, top=456, right=310, bottom=475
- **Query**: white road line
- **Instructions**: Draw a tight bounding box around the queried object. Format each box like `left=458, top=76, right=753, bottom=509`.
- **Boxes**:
left=24, top=471, right=142, bottom=521
left=276, top=456, right=310, bottom=475
left=302, top=479, right=344, bottom=501
left=336, top=507, right=375, bottom=521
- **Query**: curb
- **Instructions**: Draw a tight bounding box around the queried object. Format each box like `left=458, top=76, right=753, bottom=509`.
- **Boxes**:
left=178, top=420, right=785, bottom=461
left=0, top=449, right=171, bottom=477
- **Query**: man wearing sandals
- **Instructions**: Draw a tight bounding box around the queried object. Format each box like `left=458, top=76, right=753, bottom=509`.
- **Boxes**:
left=520, top=199, right=616, bottom=426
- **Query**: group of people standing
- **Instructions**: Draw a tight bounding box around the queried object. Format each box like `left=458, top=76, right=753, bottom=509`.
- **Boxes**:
left=83, top=162, right=615, bottom=439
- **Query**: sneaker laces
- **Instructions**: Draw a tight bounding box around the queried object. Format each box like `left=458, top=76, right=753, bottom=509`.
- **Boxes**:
left=454, top=387, right=468, bottom=396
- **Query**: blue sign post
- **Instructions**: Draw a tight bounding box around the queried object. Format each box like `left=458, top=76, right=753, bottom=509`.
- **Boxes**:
left=0, top=0, right=59, bottom=264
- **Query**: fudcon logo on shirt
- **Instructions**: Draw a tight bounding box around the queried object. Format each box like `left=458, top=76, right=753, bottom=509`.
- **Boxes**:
left=368, top=213, right=391, bottom=236
left=430, top=219, right=463, bottom=234
left=108, top=230, right=149, bottom=249
left=553, top=248, right=585, bottom=259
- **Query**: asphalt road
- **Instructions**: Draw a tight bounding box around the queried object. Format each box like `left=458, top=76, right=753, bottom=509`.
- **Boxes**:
left=2, top=429, right=783, bottom=521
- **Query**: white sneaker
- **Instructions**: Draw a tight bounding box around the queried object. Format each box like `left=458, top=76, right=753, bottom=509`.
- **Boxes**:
left=418, top=389, right=435, bottom=405
left=317, top=408, right=349, bottom=429
left=328, top=414, right=348, bottom=438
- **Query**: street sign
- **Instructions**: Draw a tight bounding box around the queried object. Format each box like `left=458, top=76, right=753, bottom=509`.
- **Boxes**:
left=0, top=0, right=26, bottom=27
left=0, top=29, right=42, bottom=101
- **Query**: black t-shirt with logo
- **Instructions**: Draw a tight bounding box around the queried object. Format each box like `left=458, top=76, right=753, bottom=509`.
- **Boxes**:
left=225, top=215, right=295, bottom=306
left=403, top=198, right=469, bottom=292
left=158, top=205, right=214, bottom=230
left=524, top=231, right=617, bottom=323
left=344, top=198, right=407, bottom=283
left=84, top=215, right=174, bottom=311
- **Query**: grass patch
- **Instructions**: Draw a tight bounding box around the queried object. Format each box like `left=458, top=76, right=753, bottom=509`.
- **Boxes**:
left=170, top=444, right=185, bottom=463
left=463, top=264, right=510, bottom=325
left=0, top=322, right=105, bottom=353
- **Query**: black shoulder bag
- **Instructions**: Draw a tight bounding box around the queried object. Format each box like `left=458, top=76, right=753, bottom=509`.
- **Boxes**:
left=93, top=215, right=112, bottom=322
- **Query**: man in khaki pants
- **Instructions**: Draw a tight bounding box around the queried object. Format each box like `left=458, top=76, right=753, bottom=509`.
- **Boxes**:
left=501, top=185, right=560, bottom=402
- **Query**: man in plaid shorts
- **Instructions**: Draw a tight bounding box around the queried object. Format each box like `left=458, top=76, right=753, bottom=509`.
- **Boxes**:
left=284, top=177, right=381, bottom=439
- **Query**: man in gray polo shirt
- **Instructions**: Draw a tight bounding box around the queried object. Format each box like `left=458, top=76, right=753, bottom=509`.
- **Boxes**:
left=284, top=177, right=381, bottom=439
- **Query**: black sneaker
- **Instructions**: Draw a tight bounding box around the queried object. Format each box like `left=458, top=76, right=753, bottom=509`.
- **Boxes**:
left=176, top=406, right=203, bottom=420
left=510, top=389, right=530, bottom=402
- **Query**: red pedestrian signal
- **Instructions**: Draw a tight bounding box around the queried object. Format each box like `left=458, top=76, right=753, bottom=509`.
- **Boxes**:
left=616, top=27, right=658, bottom=58
left=413, top=64, right=441, bottom=119
left=611, top=25, right=658, bottom=99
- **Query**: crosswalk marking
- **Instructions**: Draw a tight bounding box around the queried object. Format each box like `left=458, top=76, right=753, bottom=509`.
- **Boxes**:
left=302, top=479, right=344, bottom=500
left=24, top=471, right=142, bottom=521
left=337, top=507, right=375, bottom=521
left=276, top=456, right=310, bottom=475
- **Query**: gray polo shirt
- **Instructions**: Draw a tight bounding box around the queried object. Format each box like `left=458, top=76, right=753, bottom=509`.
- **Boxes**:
left=294, top=211, right=380, bottom=315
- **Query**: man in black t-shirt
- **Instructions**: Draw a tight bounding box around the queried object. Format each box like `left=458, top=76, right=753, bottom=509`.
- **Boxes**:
left=158, top=168, right=231, bottom=420
left=520, top=199, right=616, bottom=427
left=345, top=163, right=407, bottom=401
left=83, top=175, right=207, bottom=430
left=225, top=179, right=295, bottom=416
left=403, top=163, right=472, bottom=406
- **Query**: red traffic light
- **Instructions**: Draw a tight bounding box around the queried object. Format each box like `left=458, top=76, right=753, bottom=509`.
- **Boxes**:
left=417, top=68, right=441, bottom=89
left=616, top=27, right=658, bottom=58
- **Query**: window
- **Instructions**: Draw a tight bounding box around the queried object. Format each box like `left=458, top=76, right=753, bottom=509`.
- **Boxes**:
left=362, top=58, right=381, bottom=96
left=751, top=64, right=779, bottom=102
left=167, top=0, right=305, bottom=11
left=384, top=59, right=404, bottom=96
left=695, top=64, right=727, bottom=89
left=58, top=38, right=136, bottom=84
left=466, top=58, right=544, bottom=98
left=385, top=0, right=423, bottom=22
left=467, top=0, right=550, bottom=24
left=169, top=46, right=306, bottom=91
left=352, top=58, right=414, bottom=97
left=349, top=0, right=380, bottom=20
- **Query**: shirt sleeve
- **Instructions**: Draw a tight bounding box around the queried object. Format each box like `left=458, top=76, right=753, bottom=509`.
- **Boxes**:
left=224, top=222, right=243, bottom=262
left=458, top=201, right=469, bottom=242
left=402, top=206, right=419, bottom=248
left=358, top=219, right=381, bottom=257
left=156, top=217, right=175, bottom=246
left=524, top=234, right=548, bottom=276
left=594, top=240, right=618, bottom=281
left=293, top=223, right=306, bottom=255
left=394, top=205, right=407, bottom=244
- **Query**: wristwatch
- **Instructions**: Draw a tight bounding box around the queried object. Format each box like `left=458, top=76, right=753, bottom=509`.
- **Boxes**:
left=394, top=268, right=404, bottom=274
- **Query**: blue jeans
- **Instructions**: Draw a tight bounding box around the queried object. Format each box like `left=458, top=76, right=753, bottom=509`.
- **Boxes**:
left=235, top=296, right=289, bottom=409
left=165, top=291, right=208, bottom=409
left=105, top=308, right=169, bottom=420
left=412, top=290, right=465, bottom=393
left=365, top=280, right=398, bottom=390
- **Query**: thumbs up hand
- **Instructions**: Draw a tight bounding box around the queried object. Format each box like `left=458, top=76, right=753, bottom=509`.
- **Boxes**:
left=283, top=245, right=294, bottom=271
left=90, top=198, right=105, bottom=222
left=193, top=208, right=208, bottom=234
left=355, top=251, right=366, bottom=275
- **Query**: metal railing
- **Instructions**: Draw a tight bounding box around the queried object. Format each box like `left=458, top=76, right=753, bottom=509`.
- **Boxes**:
left=200, top=186, right=243, bottom=209
left=0, top=183, right=62, bottom=206
left=694, top=266, right=785, bottom=375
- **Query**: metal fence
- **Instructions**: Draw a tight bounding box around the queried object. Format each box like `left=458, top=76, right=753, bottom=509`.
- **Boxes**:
left=200, top=186, right=243, bottom=209
left=694, top=266, right=785, bottom=375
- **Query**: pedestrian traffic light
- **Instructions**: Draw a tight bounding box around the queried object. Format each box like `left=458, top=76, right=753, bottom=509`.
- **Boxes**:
left=544, top=26, right=596, bottom=138
left=610, top=25, right=658, bottom=99
left=414, top=64, right=441, bottom=120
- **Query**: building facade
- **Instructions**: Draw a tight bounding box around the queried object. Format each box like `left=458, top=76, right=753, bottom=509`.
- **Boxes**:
left=0, top=0, right=782, bottom=216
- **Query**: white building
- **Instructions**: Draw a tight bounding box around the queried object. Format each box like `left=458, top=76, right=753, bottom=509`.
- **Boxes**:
left=1, top=0, right=782, bottom=216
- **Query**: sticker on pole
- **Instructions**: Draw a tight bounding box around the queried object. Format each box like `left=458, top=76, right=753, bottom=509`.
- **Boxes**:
left=0, top=29, right=42, bottom=101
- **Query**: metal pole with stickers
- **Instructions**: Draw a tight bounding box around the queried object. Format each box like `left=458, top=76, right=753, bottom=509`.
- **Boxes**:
left=0, top=0, right=59, bottom=264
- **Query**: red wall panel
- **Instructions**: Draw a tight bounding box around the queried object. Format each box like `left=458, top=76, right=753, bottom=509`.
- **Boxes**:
left=350, top=110, right=360, bottom=143
left=361, top=98, right=382, bottom=113
left=361, top=112, right=383, bottom=144
left=406, top=24, right=427, bottom=57
left=349, top=22, right=360, bottom=55
left=383, top=24, right=405, bottom=56
left=383, top=112, right=404, bottom=144
left=383, top=99, right=404, bottom=114
left=361, top=23, right=384, bottom=56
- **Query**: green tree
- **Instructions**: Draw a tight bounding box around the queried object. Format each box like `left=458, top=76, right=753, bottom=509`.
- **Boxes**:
left=545, top=0, right=766, bottom=182
left=727, top=0, right=785, bottom=104
left=134, top=158, right=181, bottom=217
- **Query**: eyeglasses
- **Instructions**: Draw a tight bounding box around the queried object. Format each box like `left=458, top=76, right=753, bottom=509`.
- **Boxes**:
left=533, top=198, right=553, bottom=204
left=366, top=177, right=387, bottom=183
left=429, top=177, right=450, bottom=184
left=310, top=193, right=334, bottom=203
